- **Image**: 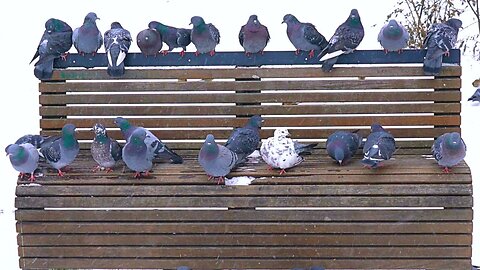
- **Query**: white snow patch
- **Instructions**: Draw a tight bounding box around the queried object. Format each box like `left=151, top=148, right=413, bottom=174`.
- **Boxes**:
left=225, top=176, right=256, bottom=186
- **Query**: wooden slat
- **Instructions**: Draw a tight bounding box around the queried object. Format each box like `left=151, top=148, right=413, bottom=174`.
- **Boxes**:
left=18, top=258, right=472, bottom=270
left=39, top=78, right=461, bottom=92
left=16, top=222, right=472, bottom=234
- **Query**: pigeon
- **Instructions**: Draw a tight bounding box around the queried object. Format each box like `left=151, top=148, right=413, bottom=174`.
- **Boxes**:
left=432, top=132, right=466, bottom=173
left=30, top=18, right=73, bottom=80
left=378, top=19, right=409, bottom=53
left=190, top=16, right=220, bottom=56
left=91, top=123, right=122, bottom=172
left=136, top=28, right=163, bottom=57
left=122, top=128, right=153, bottom=178
left=12, top=134, right=47, bottom=148
left=198, top=134, right=240, bottom=184
left=423, top=18, right=462, bottom=75
left=104, top=22, right=132, bottom=77
left=282, top=14, right=327, bottom=58
left=362, top=123, right=396, bottom=168
left=260, top=128, right=317, bottom=174
left=72, top=12, right=103, bottom=56
left=5, top=143, right=39, bottom=182
left=318, top=9, right=364, bottom=72
left=239, top=15, right=270, bottom=56
left=468, top=88, right=480, bottom=102
left=224, top=115, right=263, bottom=162
left=148, top=21, right=191, bottom=57
left=114, top=117, right=183, bottom=164
left=326, top=130, right=362, bottom=165
left=39, top=123, right=79, bottom=176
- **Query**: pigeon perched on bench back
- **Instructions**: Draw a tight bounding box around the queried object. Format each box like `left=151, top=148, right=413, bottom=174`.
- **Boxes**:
left=190, top=16, right=220, bottom=56
left=148, top=21, right=191, bottom=57
left=432, top=132, right=466, bottom=173
left=423, top=18, right=462, bottom=75
left=114, top=117, right=183, bottom=164
left=6, top=143, right=39, bottom=182
left=39, top=123, right=79, bottom=176
left=378, top=19, right=409, bottom=53
left=468, top=88, right=480, bottom=102
left=72, top=12, right=103, bottom=56
left=260, top=128, right=317, bottom=175
left=282, top=14, right=327, bottom=58
left=136, top=28, right=163, bottom=57
left=199, top=134, right=240, bottom=184
left=326, top=130, right=362, bottom=165
left=318, top=9, right=364, bottom=72
left=224, top=115, right=263, bottom=162
left=239, top=15, right=270, bottom=55
left=104, top=22, right=132, bottom=77
left=122, top=128, right=154, bottom=178
left=91, top=123, right=122, bottom=172
left=362, top=123, right=396, bottom=168
left=31, top=18, right=73, bottom=80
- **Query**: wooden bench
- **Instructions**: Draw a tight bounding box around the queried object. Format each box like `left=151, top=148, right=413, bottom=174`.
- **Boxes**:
left=15, top=50, right=473, bottom=269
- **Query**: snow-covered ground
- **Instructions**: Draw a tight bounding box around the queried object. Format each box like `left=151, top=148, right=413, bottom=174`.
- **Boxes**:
left=0, top=0, right=478, bottom=268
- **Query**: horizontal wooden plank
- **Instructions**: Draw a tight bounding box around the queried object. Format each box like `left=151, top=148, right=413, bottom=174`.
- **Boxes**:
left=16, top=222, right=472, bottom=234
left=15, top=209, right=473, bottom=222
left=40, top=115, right=461, bottom=129
left=18, top=258, right=472, bottom=269
left=39, top=78, right=461, bottom=93
left=17, top=234, right=471, bottom=246
left=15, top=184, right=472, bottom=197
left=15, top=196, right=473, bottom=209
left=19, top=246, right=471, bottom=259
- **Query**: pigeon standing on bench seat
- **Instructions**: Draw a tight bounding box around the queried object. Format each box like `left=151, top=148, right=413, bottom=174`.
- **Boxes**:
left=362, top=123, right=396, bottom=169
left=224, top=115, right=263, bottom=162
left=39, top=124, right=79, bottom=176
left=239, top=15, right=270, bottom=56
left=199, top=134, right=240, bottom=184
left=114, top=117, right=183, bottom=164
left=378, top=19, right=409, bottom=53
left=91, top=123, right=122, bottom=172
left=122, top=129, right=154, bottom=178
left=136, top=28, right=163, bottom=57
left=190, top=16, right=220, bottom=56
left=72, top=12, right=103, bottom=56
left=148, top=21, right=191, bottom=57
left=260, top=128, right=317, bottom=175
left=282, top=14, right=327, bottom=59
left=468, top=88, right=480, bottom=102
left=432, top=132, right=466, bottom=173
left=318, top=9, right=364, bottom=72
left=31, top=18, right=73, bottom=80
left=326, top=130, right=362, bottom=165
left=423, top=18, right=462, bottom=76
left=104, top=22, right=132, bottom=77
left=5, top=143, right=39, bottom=182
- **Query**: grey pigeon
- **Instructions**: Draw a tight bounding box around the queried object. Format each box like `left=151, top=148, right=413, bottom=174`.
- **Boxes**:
left=31, top=18, right=73, bottom=80
left=39, top=123, right=79, bottom=176
left=148, top=21, right=191, bottom=57
left=224, top=115, right=263, bottom=162
left=122, top=128, right=153, bottom=178
left=423, top=18, right=462, bottom=75
left=362, top=123, right=396, bottom=168
left=378, top=19, right=409, bottom=53
left=91, top=123, right=122, bottom=172
left=468, top=88, right=480, bottom=102
left=239, top=15, right=270, bottom=56
left=282, top=14, right=327, bottom=58
left=326, top=130, right=362, bottom=165
left=190, top=16, right=220, bottom=56
left=198, top=134, right=240, bottom=184
left=318, top=9, right=364, bottom=72
left=104, top=22, right=132, bottom=77
left=260, top=128, right=317, bottom=174
left=432, top=132, right=466, bottom=173
left=114, top=117, right=183, bottom=164
left=13, top=134, right=47, bottom=148
left=136, top=28, right=163, bottom=57
left=6, top=143, right=39, bottom=182
left=72, top=12, right=103, bottom=56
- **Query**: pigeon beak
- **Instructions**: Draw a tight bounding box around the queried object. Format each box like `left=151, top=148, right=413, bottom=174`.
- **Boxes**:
left=338, top=160, right=343, bottom=165
left=189, top=22, right=192, bottom=25
left=47, top=30, right=52, bottom=34
left=281, top=20, right=285, bottom=24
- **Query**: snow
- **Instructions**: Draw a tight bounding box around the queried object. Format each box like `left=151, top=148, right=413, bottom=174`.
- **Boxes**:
left=0, top=0, right=478, bottom=268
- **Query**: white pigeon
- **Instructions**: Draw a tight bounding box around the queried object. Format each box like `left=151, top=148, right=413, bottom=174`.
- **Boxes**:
left=260, top=128, right=316, bottom=175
